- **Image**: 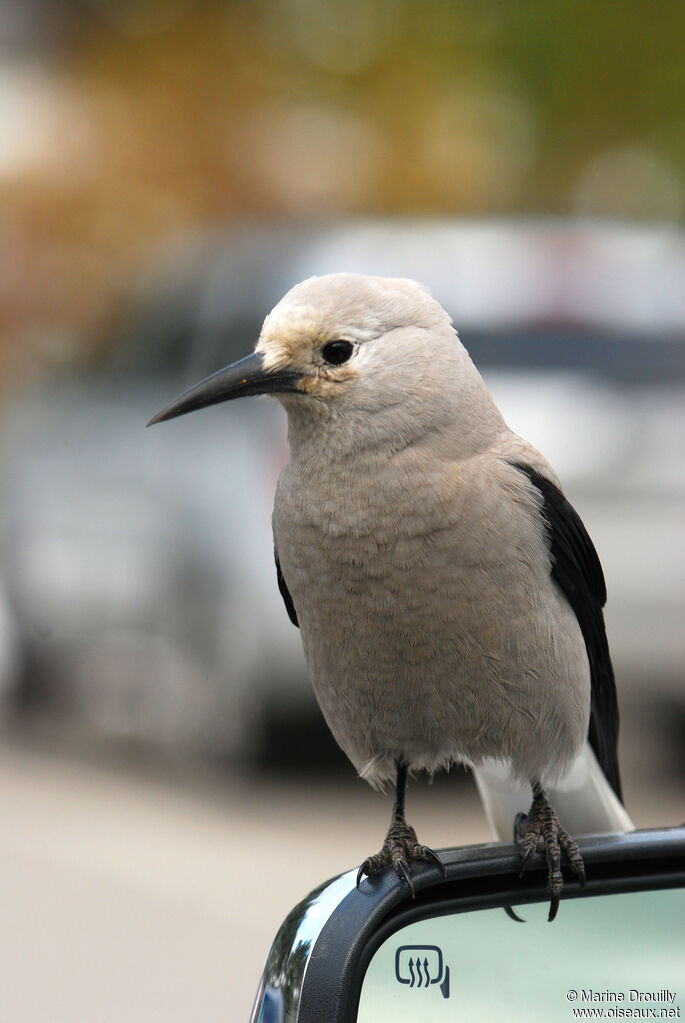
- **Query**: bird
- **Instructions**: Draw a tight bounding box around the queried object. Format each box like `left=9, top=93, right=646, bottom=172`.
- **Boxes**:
left=148, top=272, right=633, bottom=920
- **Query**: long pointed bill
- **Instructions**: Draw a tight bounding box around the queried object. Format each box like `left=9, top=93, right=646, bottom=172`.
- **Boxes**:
left=147, top=352, right=302, bottom=426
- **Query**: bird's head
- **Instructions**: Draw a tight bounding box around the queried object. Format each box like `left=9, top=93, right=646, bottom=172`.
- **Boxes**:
left=148, top=273, right=501, bottom=452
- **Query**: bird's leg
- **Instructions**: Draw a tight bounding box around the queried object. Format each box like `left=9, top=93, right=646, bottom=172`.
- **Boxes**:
left=356, top=761, right=445, bottom=897
left=515, top=781, right=586, bottom=921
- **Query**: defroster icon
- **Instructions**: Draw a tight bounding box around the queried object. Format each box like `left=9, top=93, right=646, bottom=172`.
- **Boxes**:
left=394, top=945, right=450, bottom=999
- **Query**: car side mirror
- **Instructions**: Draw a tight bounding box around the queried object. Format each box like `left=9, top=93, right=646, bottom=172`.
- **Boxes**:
left=251, top=827, right=685, bottom=1022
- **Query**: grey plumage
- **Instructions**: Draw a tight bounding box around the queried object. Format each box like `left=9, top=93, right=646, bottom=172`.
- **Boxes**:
left=266, top=276, right=587, bottom=786
left=149, top=272, right=633, bottom=912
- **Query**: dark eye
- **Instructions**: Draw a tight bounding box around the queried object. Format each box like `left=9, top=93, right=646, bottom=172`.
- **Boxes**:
left=321, top=340, right=354, bottom=366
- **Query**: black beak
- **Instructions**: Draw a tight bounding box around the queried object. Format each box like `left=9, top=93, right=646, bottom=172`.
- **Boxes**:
left=147, top=352, right=302, bottom=426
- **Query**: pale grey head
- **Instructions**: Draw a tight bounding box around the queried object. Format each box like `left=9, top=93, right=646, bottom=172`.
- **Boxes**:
left=147, top=272, right=504, bottom=454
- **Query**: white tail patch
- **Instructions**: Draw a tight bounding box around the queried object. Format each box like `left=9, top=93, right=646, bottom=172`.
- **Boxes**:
left=473, top=742, right=634, bottom=840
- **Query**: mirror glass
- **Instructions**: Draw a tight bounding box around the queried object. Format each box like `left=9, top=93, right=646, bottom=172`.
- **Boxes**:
left=357, top=888, right=684, bottom=1022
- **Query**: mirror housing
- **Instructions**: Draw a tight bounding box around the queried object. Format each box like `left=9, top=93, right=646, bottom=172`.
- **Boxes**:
left=251, top=827, right=685, bottom=1023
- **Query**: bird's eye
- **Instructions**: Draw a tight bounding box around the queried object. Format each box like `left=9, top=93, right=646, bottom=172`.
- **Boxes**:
left=321, top=340, right=354, bottom=366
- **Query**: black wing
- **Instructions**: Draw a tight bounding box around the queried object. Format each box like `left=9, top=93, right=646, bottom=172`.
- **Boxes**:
left=275, top=549, right=299, bottom=627
left=510, top=462, right=623, bottom=801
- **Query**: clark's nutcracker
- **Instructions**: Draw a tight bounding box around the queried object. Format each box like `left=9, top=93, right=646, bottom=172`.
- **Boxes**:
left=149, top=273, right=633, bottom=920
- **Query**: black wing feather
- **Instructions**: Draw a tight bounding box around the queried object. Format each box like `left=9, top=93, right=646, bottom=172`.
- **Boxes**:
left=511, top=462, right=623, bottom=802
left=275, top=549, right=299, bottom=627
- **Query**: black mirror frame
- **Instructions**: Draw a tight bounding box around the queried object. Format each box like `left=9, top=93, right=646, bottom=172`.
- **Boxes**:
left=251, top=826, right=685, bottom=1023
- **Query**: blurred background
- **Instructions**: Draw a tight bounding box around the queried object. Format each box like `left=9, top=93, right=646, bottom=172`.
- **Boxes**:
left=0, top=0, right=683, bottom=1019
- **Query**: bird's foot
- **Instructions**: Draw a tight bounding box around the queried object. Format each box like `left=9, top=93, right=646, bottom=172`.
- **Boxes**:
left=515, top=787, right=586, bottom=922
left=356, top=816, right=445, bottom=898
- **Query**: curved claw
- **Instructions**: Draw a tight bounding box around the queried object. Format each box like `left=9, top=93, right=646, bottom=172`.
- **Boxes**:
left=518, top=845, right=534, bottom=878
left=548, top=892, right=560, bottom=923
left=356, top=861, right=371, bottom=889
left=421, top=846, right=447, bottom=878
left=504, top=905, right=526, bottom=923
left=396, top=859, right=415, bottom=898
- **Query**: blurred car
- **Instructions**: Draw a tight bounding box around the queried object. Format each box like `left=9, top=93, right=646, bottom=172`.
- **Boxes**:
left=0, top=580, right=19, bottom=716
left=0, top=218, right=683, bottom=761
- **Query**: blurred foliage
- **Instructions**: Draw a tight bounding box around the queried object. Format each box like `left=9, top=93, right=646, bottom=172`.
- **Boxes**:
left=0, top=0, right=683, bottom=387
